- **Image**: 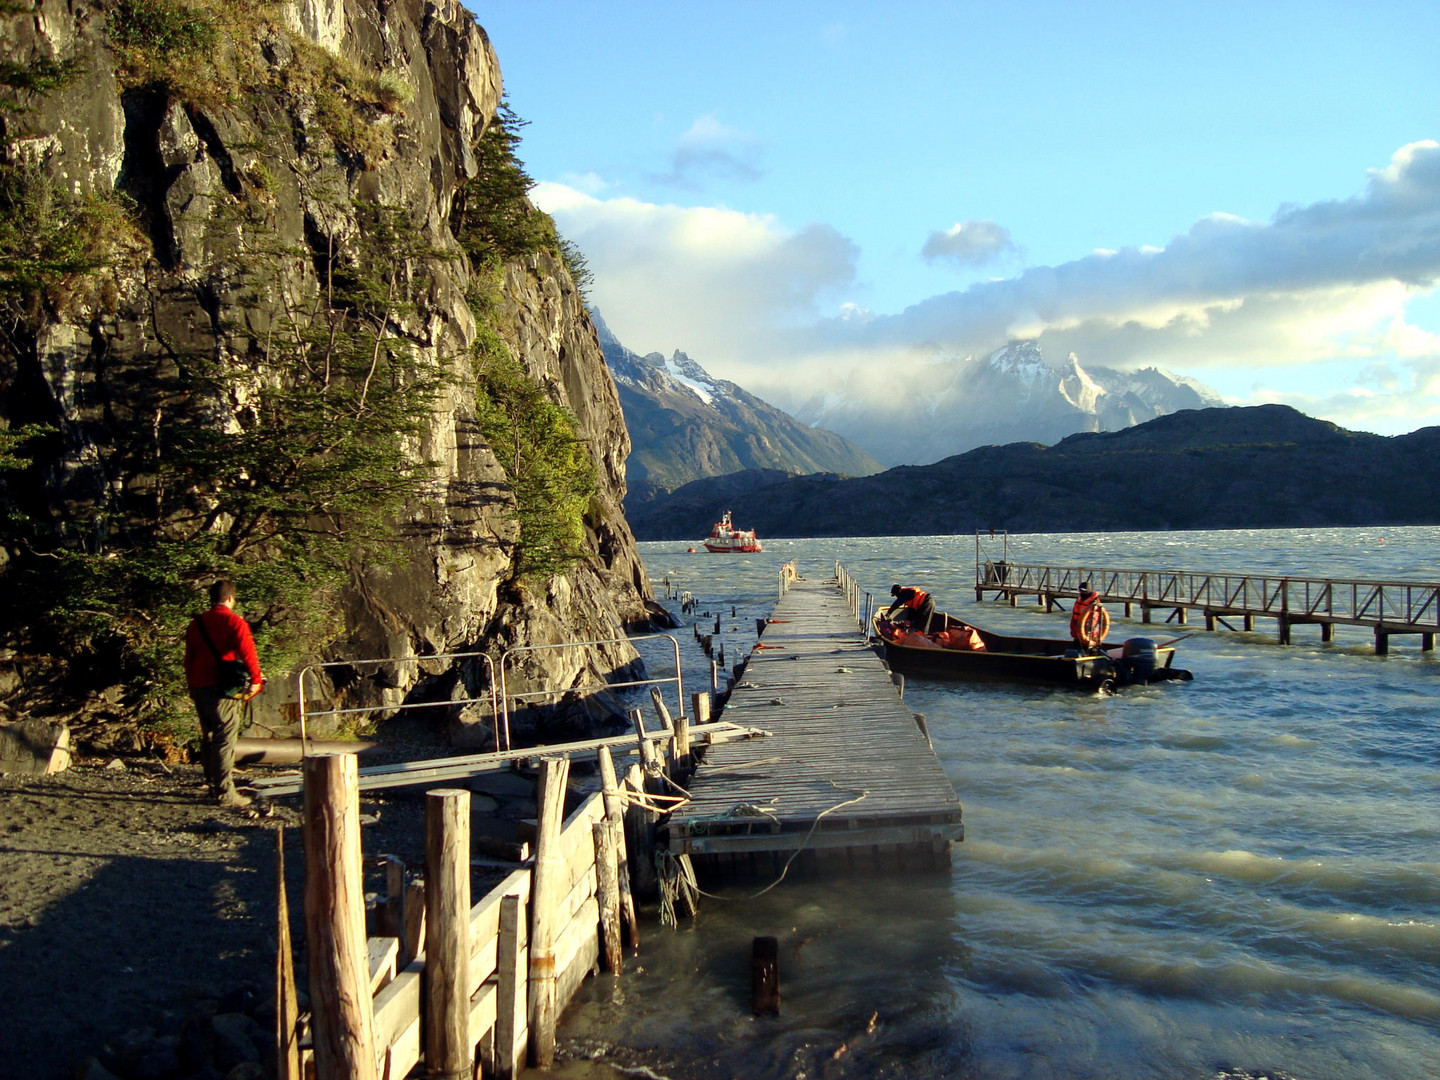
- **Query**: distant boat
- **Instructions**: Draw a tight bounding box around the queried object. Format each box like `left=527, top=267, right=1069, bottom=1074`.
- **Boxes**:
left=703, top=510, right=763, bottom=553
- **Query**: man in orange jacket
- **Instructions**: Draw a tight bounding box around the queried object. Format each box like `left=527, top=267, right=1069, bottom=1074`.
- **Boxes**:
left=885, top=584, right=936, bottom=634
left=184, top=580, right=265, bottom=807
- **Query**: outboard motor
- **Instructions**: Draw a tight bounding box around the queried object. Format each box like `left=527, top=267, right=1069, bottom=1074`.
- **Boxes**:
left=1119, top=637, right=1160, bottom=684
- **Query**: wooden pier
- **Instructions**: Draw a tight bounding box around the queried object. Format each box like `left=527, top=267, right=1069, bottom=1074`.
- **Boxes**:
left=666, top=569, right=964, bottom=867
left=976, top=559, right=1440, bottom=654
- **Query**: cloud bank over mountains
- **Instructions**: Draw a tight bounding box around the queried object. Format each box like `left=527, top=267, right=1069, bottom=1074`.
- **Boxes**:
left=535, top=141, right=1440, bottom=435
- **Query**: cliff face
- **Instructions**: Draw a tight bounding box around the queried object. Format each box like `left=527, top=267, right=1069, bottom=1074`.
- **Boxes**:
left=0, top=0, right=652, bottom=742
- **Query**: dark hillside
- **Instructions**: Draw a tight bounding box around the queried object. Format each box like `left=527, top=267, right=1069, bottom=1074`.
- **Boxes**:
left=629, top=406, right=1440, bottom=539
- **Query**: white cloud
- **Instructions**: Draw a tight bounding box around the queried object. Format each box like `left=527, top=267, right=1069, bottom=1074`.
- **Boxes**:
left=648, top=114, right=765, bottom=189
left=532, top=181, right=857, bottom=361
left=921, top=219, right=1017, bottom=266
left=539, top=142, right=1440, bottom=435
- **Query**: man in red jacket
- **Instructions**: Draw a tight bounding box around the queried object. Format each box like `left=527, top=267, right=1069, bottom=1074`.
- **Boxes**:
left=184, top=580, right=265, bottom=806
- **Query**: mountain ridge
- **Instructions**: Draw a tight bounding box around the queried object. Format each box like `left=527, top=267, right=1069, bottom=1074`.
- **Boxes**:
left=789, top=340, right=1227, bottom=466
left=628, top=405, right=1440, bottom=539
left=596, top=312, right=882, bottom=505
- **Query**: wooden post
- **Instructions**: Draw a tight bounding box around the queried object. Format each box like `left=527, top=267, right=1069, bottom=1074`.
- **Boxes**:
left=710, top=659, right=719, bottom=694
left=494, top=893, right=525, bottom=1080
left=691, top=691, right=711, bottom=728
left=275, top=828, right=301, bottom=1080
left=1424, top=633, right=1434, bottom=652
left=1321, top=622, right=1334, bottom=643
left=649, top=686, right=674, bottom=730
left=377, top=854, right=404, bottom=938
left=1375, top=629, right=1389, bottom=655
left=400, top=878, right=426, bottom=967
left=891, top=672, right=904, bottom=699
left=528, top=757, right=570, bottom=1068
left=624, top=762, right=658, bottom=898
left=596, top=746, right=640, bottom=948
left=671, top=711, right=691, bottom=780
left=593, top=821, right=624, bottom=973
left=425, top=788, right=472, bottom=1080
left=752, top=936, right=780, bottom=1015
left=301, top=754, right=377, bottom=1080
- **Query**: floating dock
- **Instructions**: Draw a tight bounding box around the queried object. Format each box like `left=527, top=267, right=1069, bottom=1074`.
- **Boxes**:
left=666, top=571, right=964, bottom=868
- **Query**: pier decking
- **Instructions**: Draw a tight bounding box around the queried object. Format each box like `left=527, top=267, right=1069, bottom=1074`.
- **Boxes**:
left=977, top=560, right=1440, bottom=653
left=666, top=572, right=964, bottom=865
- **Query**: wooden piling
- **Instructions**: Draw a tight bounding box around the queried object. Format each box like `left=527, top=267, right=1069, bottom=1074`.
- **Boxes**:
left=301, top=754, right=377, bottom=1080
left=624, top=761, right=658, bottom=898
left=752, top=936, right=780, bottom=1015
left=528, top=757, right=570, bottom=1068
left=424, top=788, right=472, bottom=1080
left=275, top=828, right=301, bottom=1080
left=593, top=821, right=624, bottom=973
left=494, top=893, right=525, bottom=1080
left=596, top=746, right=640, bottom=947
left=649, top=686, right=674, bottom=730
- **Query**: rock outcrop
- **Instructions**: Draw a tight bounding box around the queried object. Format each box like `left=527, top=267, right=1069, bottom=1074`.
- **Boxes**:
left=0, top=0, right=653, bottom=743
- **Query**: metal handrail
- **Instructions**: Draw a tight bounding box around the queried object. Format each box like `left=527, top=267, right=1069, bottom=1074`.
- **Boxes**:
left=498, top=633, right=684, bottom=753
left=296, top=652, right=499, bottom=749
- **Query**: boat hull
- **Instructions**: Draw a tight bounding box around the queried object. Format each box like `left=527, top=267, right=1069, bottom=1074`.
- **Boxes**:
left=873, top=612, right=1181, bottom=689
left=703, top=541, right=763, bottom=553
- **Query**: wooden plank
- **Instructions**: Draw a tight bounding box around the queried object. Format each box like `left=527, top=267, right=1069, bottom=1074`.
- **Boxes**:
left=371, top=961, right=423, bottom=1065
left=252, top=722, right=760, bottom=797
left=668, top=576, right=964, bottom=863
left=367, top=937, right=399, bottom=994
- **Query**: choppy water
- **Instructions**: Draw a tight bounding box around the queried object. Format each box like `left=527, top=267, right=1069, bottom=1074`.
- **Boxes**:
left=558, top=528, right=1440, bottom=1080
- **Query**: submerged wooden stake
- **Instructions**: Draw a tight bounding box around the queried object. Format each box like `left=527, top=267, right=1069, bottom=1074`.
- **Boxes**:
left=752, top=936, right=780, bottom=1015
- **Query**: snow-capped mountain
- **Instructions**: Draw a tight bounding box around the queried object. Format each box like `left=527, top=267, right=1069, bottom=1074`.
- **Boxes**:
left=596, top=313, right=882, bottom=506
left=794, top=341, right=1226, bottom=466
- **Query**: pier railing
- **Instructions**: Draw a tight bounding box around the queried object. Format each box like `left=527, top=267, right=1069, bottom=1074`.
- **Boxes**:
left=976, top=560, right=1440, bottom=652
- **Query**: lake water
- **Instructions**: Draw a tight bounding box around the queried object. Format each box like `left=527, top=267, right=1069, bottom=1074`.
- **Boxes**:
left=556, top=527, right=1440, bottom=1080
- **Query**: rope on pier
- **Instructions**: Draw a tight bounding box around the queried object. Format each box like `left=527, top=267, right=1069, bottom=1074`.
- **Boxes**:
left=683, top=784, right=872, bottom=903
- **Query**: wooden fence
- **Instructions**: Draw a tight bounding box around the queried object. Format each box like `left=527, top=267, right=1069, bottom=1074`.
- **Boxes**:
left=291, top=751, right=646, bottom=1079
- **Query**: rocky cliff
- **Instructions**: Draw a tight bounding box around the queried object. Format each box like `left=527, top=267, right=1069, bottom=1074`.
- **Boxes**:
left=0, top=0, right=654, bottom=748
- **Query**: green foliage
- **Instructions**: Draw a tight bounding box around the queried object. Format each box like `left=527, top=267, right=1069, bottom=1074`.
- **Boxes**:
left=472, top=338, right=594, bottom=582
left=454, top=99, right=556, bottom=262
left=107, top=0, right=217, bottom=60
left=0, top=161, right=145, bottom=307
left=557, top=235, right=593, bottom=300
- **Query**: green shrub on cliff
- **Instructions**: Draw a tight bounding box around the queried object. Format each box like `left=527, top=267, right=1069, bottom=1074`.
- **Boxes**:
left=469, top=307, right=595, bottom=583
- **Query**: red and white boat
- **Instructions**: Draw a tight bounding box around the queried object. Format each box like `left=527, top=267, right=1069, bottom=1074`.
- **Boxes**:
left=703, top=510, right=763, bottom=553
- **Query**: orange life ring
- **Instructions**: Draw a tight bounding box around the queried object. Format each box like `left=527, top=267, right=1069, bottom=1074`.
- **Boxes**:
left=1078, top=604, right=1110, bottom=647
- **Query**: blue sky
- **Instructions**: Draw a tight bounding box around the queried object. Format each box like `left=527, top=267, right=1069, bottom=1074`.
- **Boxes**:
left=470, top=1, right=1440, bottom=436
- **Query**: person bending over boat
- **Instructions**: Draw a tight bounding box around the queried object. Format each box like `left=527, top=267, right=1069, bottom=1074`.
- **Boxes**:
left=886, top=584, right=936, bottom=634
left=1069, top=582, right=1110, bottom=651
